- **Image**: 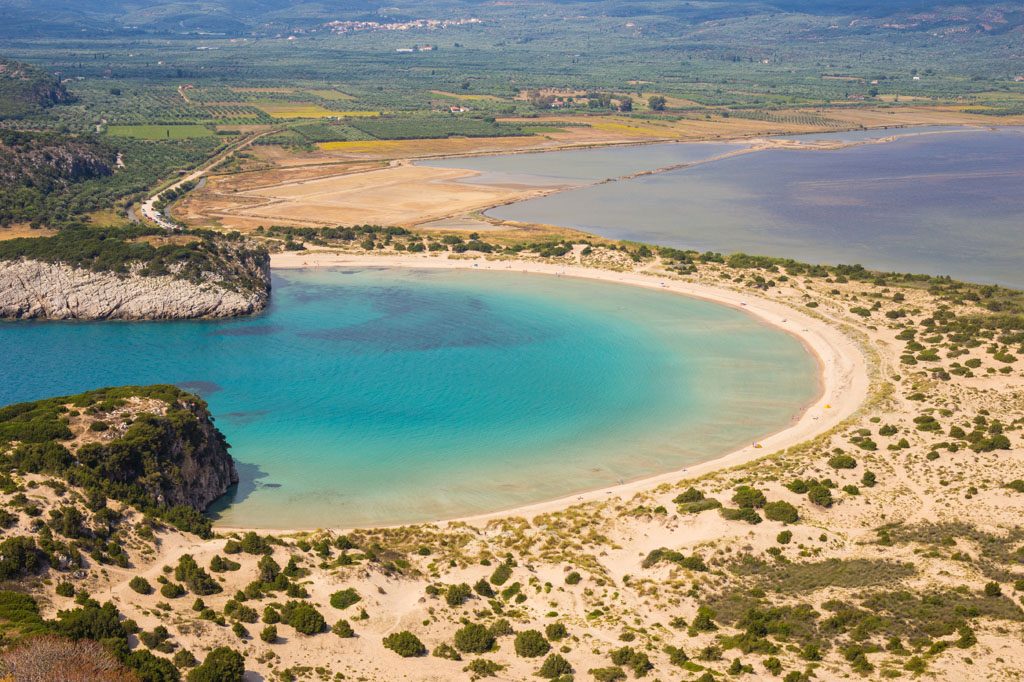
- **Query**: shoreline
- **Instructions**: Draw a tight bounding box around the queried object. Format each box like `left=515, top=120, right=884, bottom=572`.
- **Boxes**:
left=215, top=251, right=869, bottom=532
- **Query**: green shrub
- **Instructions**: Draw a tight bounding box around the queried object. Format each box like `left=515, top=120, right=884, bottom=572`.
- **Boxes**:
left=454, top=622, right=495, bottom=653
left=674, top=487, right=705, bottom=504
left=186, top=646, right=245, bottom=682
left=332, top=619, right=354, bottom=638
left=720, top=506, right=762, bottom=524
left=159, top=582, right=185, bottom=598
left=763, top=501, right=799, bottom=524
left=329, top=588, right=361, bottom=610
left=446, top=582, right=472, bottom=607
left=610, top=646, right=653, bottom=676
left=209, top=555, right=240, bottom=572
left=129, top=576, right=153, bottom=595
left=55, top=581, right=75, bottom=598
left=828, top=454, right=857, bottom=469
left=807, top=486, right=834, bottom=508
left=545, top=623, right=568, bottom=641
left=280, top=601, right=325, bottom=635
left=173, top=649, right=198, bottom=668
left=433, top=642, right=461, bottom=660
left=538, top=653, right=573, bottom=679
left=777, top=530, right=793, bottom=544
left=732, top=486, right=767, bottom=508
left=490, top=562, right=513, bottom=585
left=489, top=618, right=514, bottom=637
left=565, top=571, right=582, bottom=585
left=677, top=497, right=722, bottom=514
left=589, top=666, right=626, bottom=681
left=463, top=658, right=504, bottom=677
left=260, top=625, right=277, bottom=643
left=665, top=644, right=689, bottom=667
left=514, top=629, right=550, bottom=657
left=176, top=554, right=221, bottom=596
left=0, top=537, right=42, bottom=580
left=383, top=630, right=426, bottom=657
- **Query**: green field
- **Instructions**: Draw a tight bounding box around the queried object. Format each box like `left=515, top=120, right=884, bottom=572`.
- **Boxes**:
left=106, top=124, right=215, bottom=140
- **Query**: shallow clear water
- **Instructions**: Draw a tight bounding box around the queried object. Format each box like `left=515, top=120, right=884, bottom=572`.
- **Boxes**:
left=417, top=141, right=743, bottom=186
left=477, top=127, right=1023, bottom=289
left=0, top=268, right=817, bottom=528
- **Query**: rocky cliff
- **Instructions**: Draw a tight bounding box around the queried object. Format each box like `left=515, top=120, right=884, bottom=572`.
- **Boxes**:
left=134, top=392, right=240, bottom=512
left=0, top=257, right=269, bottom=320
left=2, top=385, right=238, bottom=520
left=0, top=229, right=271, bottom=320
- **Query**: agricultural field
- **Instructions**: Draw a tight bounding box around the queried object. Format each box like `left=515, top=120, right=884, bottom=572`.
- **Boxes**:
left=106, top=124, right=216, bottom=139
left=252, top=103, right=380, bottom=119
left=306, top=89, right=356, bottom=101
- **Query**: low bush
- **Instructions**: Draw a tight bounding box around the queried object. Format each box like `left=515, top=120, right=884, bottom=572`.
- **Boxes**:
left=383, top=631, right=426, bottom=657
left=514, top=629, right=550, bottom=657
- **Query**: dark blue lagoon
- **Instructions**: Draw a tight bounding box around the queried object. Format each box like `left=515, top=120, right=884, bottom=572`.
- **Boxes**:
left=0, top=268, right=817, bottom=528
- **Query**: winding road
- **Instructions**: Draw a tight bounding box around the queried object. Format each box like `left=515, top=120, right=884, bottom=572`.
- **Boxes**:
left=138, top=130, right=275, bottom=230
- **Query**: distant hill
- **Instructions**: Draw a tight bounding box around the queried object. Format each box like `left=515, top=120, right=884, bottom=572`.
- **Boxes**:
left=0, top=0, right=1019, bottom=38
left=0, top=60, right=71, bottom=119
left=0, top=130, right=114, bottom=226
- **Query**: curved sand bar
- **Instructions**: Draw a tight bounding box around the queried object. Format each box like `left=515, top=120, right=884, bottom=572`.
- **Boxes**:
left=266, top=251, right=869, bottom=530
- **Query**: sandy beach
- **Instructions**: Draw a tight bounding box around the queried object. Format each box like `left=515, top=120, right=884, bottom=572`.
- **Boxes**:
left=20, top=246, right=1022, bottom=682
left=268, top=250, right=868, bottom=529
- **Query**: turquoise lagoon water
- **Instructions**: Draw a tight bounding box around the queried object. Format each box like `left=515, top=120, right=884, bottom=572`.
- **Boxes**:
left=0, top=268, right=817, bottom=528
left=459, top=127, right=1023, bottom=289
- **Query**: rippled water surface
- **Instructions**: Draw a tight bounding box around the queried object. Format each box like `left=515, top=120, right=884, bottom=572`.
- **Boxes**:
left=0, top=268, right=817, bottom=527
left=475, top=127, right=1024, bottom=288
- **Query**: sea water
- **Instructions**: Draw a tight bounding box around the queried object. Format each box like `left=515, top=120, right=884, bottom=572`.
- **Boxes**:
left=0, top=268, right=817, bottom=527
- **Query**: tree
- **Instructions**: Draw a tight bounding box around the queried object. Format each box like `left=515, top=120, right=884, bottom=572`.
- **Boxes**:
left=648, top=95, right=667, bottom=111
left=514, top=630, right=550, bottom=657
left=187, top=646, right=245, bottom=682
left=257, top=555, right=280, bottom=583
left=0, top=536, right=41, bottom=580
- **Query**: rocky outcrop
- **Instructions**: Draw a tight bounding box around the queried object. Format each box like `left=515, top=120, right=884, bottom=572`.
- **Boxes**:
left=0, top=252, right=270, bottom=320
left=147, top=395, right=239, bottom=511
